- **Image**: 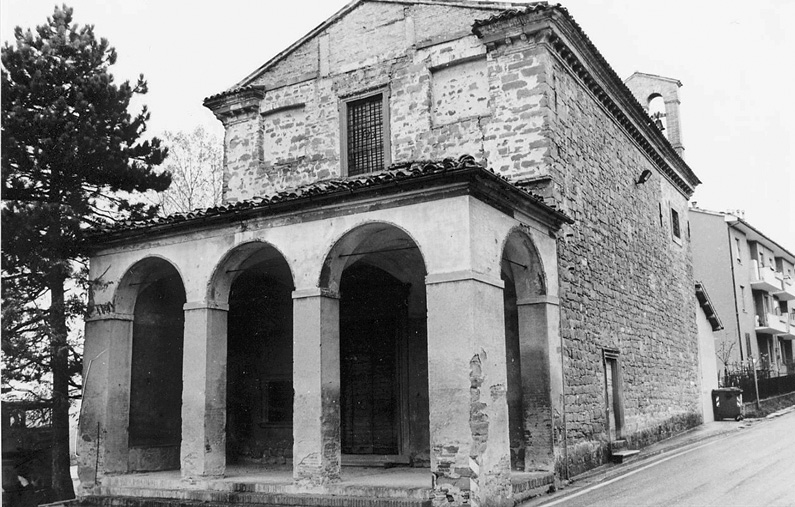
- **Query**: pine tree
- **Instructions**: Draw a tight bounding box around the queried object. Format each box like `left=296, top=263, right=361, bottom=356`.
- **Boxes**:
left=1, top=5, right=170, bottom=500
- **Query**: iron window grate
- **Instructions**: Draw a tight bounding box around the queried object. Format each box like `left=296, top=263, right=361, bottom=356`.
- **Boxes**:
left=347, top=94, right=384, bottom=176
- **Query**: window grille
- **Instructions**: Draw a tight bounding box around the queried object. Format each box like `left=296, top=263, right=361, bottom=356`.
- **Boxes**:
left=671, top=208, right=681, bottom=239
left=346, top=94, right=385, bottom=176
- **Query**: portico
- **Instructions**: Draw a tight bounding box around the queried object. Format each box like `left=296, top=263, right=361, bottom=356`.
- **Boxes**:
left=77, top=159, right=569, bottom=506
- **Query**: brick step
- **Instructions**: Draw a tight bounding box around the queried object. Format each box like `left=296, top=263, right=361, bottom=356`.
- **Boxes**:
left=609, top=449, right=640, bottom=464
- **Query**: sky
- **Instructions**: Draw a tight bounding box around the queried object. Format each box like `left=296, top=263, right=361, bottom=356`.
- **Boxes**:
left=2, top=0, right=793, bottom=251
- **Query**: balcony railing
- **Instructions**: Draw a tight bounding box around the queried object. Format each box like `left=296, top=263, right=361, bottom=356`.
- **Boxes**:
left=755, top=312, right=788, bottom=334
left=783, top=313, right=795, bottom=339
left=773, top=276, right=795, bottom=301
left=750, top=260, right=783, bottom=292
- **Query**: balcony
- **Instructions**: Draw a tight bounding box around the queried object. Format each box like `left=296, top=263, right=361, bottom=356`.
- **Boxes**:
left=755, top=312, right=788, bottom=334
left=750, top=261, right=783, bottom=292
left=773, top=276, right=795, bottom=301
left=781, top=314, right=795, bottom=340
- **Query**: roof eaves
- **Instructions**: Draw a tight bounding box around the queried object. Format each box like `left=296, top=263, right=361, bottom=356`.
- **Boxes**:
left=625, top=71, right=683, bottom=88
left=695, top=281, right=724, bottom=332
left=87, top=155, right=571, bottom=247
left=233, top=0, right=363, bottom=90
left=726, top=216, right=795, bottom=262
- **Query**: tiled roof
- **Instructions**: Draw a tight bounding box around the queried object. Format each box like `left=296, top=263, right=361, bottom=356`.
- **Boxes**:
left=695, top=281, right=724, bottom=332
left=203, top=84, right=264, bottom=104
left=89, top=155, right=571, bottom=243
left=471, top=0, right=554, bottom=28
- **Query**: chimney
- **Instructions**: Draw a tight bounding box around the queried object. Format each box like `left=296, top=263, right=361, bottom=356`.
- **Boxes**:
left=624, top=72, right=685, bottom=158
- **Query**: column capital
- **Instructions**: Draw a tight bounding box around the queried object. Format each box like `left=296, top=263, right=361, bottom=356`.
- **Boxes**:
left=425, top=270, right=504, bottom=289
left=292, top=287, right=340, bottom=300
left=183, top=300, right=229, bottom=312
left=516, top=295, right=559, bottom=306
left=85, top=312, right=134, bottom=323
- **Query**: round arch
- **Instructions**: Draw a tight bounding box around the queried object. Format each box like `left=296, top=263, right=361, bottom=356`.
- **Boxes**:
left=318, top=220, right=427, bottom=294
left=320, top=221, right=430, bottom=464
left=500, top=226, right=547, bottom=300
left=116, top=256, right=187, bottom=472
left=500, top=226, right=555, bottom=472
left=207, top=240, right=296, bottom=465
left=114, top=255, right=185, bottom=315
left=208, top=240, right=296, bottom=305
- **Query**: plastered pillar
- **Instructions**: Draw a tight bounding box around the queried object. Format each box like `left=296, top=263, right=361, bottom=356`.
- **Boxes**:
left=180, top=301, right=227, bottom=478
left=517, top=296, right=561, bottom=472
left=78, top=314, right=133, bottom=485
left=292, top=288, right=341, bottom=490
left=426, top=272, right=512, bottom=507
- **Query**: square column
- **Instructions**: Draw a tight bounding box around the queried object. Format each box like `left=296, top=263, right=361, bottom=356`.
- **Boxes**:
left=292, top=288, right=341, bottom=490
left=180, top=302, right=228, bottom=478
left=426, top=272, right=512, bottom=507
left=77, top=314, right=133, bottom=486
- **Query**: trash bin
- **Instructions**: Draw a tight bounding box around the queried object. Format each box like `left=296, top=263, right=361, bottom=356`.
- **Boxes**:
left=712, top=387, right=743, bottom=421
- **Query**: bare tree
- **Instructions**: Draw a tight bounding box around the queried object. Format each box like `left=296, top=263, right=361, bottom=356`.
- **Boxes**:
left=156, top=126, right=222, bottom=214
left=716, top=338, right=736, bottom=385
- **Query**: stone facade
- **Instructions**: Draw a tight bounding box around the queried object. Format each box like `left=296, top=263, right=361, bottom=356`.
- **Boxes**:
left=78, top=2, right=704, bottom=506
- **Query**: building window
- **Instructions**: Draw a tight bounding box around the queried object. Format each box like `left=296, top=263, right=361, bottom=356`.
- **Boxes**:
left=735, top=237, right=742, bottom=263
left=342, top=91, right=390, bottom=176
left=670, top=208, right=681, bottom=241
left=740, top=285, right=746, bottom=312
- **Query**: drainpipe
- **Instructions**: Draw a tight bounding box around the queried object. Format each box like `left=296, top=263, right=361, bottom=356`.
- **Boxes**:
left=726, top=221, right=744, bottom=363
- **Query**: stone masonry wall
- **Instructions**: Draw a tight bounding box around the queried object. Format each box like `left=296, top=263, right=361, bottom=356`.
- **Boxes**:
left=221, top=2, right=550, bottom=202
left=541, top=51, right=701, bottom=476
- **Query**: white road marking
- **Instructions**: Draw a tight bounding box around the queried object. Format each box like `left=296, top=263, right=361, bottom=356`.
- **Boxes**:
left=539, top=439, right=722, bottom=506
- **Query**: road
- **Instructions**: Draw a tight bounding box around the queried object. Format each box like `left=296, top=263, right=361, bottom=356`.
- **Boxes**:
left=533, top=410, right=795, bottom=507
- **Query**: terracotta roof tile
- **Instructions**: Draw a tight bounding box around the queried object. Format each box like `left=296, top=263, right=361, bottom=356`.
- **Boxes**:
left=90, top=155, right=569, bottom=241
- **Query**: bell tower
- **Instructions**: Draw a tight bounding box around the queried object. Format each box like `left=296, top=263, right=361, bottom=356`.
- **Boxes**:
left=625, top=72, right=685, bottom=158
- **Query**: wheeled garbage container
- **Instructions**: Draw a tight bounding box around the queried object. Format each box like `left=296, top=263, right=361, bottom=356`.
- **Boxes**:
left=712, top=387, right=743, bottom=421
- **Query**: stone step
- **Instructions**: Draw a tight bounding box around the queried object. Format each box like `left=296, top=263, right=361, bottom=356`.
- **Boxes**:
left=609, top=439, right=628, bottom=452
left=609, top=449, right=640, bottom=464
left=78, top=491, right=432, bottom=507
left=511, top=471, right=555, bottom=503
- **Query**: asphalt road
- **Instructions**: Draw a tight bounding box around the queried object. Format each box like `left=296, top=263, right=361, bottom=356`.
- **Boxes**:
left=533, top=410, right=795, bottom=507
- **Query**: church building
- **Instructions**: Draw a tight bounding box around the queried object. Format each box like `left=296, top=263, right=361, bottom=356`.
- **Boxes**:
left=77, top=2, right=702, bottom=506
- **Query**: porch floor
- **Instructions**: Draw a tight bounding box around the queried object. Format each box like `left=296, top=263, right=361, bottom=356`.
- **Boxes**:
left=85, top=465, right=553, bottom=506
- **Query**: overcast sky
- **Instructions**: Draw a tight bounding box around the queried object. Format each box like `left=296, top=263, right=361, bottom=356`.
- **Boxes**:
left=2, top=0, right=793, bottom=251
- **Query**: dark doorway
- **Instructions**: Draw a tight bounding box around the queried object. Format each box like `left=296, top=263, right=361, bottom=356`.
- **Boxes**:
left=603, top=350, right=624, bottom=441
left=340, top=264, right=409, bottom=457
left=227, top=262, right=293, bottom=464
left=129, top=273, right=185, bottom=450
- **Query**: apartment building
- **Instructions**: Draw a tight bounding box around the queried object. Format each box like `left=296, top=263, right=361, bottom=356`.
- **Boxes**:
left=690, top=208, right=795, bottom=378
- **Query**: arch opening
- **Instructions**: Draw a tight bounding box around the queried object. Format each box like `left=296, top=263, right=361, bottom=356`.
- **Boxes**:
left=125, top=258, right=186, bottom=471
left=647, top=94, right=668, bottom=138
left=326, top=223, right=430, bottom=466
left=501, top=229, right=552, bottom=472
left=223, top=245, right=295, bottom=466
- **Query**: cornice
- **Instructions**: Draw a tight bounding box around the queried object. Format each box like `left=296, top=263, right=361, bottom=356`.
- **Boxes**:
left=473, top=6, right=700, bottom=197
left=203, top=86, right=266, bottom=126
